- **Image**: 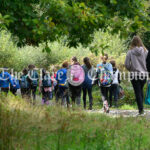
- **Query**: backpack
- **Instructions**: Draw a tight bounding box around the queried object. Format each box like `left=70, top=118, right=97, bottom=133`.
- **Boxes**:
left=42, top=74, right=52, bottom=87
left=20, top=75, right=29, bottom=89
left=145, top=81, right=150, bottom=105
left=68, top=65, right=85, bottom=86
left=29, top=70, right=38, bottom=87
left=98, top=65, right=113, bottom=86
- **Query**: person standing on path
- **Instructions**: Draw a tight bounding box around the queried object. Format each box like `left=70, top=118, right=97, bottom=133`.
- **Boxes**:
left=125, top=36, right=148, bottom=116
left=96, top=53, right=113, bottom=113
left=109, top=60, right=121, bottom=107
left=68, top=57, right=84, bottom=107
left=82, top=57, right=95, bottom=110
left=56, top=61, right=70, bottom=107
left=28, top=64, right=39, bottom=105
left=0, top=68, right=14, bottom=94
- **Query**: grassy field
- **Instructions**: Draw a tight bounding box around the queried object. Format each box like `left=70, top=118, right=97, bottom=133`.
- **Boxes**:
left=1, top=94, right=150, bottom=150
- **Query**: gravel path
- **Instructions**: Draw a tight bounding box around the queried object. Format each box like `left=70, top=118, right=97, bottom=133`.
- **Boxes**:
left=17, top=89, right=150, bottom=118
left=86, top=109, right=150, bottom=118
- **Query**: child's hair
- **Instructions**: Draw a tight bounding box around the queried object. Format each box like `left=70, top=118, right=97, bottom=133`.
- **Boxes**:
left=28, top=64, right=35, bottom=69
left=23, top=68, right=28, bottom=75
left=103, top=53, right=108, bottom=60
left=83, top=57, right=92, bottom=69
left=62, top=61, right=69, bottom=68
left=110, top=60, right=116, bottom=68
left=130, top=36, right=147, bottom=51
left=72, top=56, right=78, bottom=62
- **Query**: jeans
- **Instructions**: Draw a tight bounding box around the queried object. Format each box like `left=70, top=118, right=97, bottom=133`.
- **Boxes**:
left=131, top=78, right=146, bottom=113
left=109, top=84, right=119, bottom=106
left=83, top=87, right=93, bottom=109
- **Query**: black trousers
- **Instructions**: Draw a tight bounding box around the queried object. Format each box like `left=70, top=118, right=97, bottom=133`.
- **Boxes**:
left=21, top=88, right=31, bottom=99
left=10, top=87, right=17, bottom=96
left=109, top=84, right=119, bottom=106
left=30, top=86, right=37, bottom=100
left=83, top=87, right=93, bottom=109
left=69, top=84, right=81, bottom=105
left=1, top=88, right=9, bottom=94
left=131, top=78, right=146, bottom=113
left=100, top=86, right=110, bottom=102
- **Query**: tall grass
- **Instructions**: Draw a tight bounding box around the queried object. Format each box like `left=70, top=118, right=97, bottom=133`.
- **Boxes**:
left=1, top=95, right=150, bottom=150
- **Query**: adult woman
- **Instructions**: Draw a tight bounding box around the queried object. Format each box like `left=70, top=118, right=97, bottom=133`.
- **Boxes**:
left=82, top=57, right=94, bottom=110
left=125, top=36, right=148, bottom=115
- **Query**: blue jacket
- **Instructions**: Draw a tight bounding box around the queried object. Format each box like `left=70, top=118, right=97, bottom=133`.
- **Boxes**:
left=56, top=68, right=67, bottom=87
left=0, top=71, right=13, bottom=88
left=11, top=76, right=20, bottom=89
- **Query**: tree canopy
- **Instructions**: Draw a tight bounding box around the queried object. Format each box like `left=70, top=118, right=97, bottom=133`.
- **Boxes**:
left=0, top=0, right=149, bottom=48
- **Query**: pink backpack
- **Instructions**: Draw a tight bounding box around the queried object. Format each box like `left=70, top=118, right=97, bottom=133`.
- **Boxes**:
left=68, top=65, right=85, bottom=86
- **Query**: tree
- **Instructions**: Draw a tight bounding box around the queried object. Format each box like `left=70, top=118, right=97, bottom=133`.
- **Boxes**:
left=0, top=0, right=149, bottom=47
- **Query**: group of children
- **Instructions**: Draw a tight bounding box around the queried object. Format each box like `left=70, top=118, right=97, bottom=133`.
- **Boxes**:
left=0, top=35, right=149, bottom=116
left=0, top=55, right=121, bottom=112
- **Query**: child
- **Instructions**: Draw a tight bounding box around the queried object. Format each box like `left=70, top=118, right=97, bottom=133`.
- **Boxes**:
left=0, top=68, right=14, bottom=94
left=28, top=64, right=39, bottom=104
left=68, top=57, right=84, bottom=107
left=96, top=53, right=113, bottom=113
left=56, top=61, right=69, bottom=107
left=20, top=68, right=31, bottom=100
left=10, top=72, right=20, bottom=96
left=109, top=60, right=121, bottom=107
left=82, top=57, right=94, bottom=110
left=39, top=69, right=52, bottom=105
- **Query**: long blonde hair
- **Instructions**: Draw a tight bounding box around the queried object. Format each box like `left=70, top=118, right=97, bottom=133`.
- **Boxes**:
left=130, top=36, right=147, bottom=51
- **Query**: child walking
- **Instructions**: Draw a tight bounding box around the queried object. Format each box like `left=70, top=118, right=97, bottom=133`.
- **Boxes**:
left=20, top=68, right=31, bottom=100
left=56, top=61, right=69, bottom=107
left=96, top=53, right=113, bottom=113
left=39, top=69, right=52, bottom=105
left=109, top=60, right=121, bottom=107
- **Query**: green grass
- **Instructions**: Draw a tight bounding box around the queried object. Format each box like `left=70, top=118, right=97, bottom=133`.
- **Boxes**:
left=1, top=94, right=150, bottom=150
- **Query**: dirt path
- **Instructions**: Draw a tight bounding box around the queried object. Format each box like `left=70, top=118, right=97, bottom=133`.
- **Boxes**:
left=17, top=90, right=150, bottom=118
left=86, top=109, right=150, bottom=118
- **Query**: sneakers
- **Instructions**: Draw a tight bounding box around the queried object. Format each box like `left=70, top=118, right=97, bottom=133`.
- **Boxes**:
left=103, top=100, right=109, bottom=113
left=136, top=111, right=146, bottom=117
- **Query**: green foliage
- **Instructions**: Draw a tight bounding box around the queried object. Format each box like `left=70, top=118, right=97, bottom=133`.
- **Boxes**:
left=0, top=0, right=149, bottom=47
left=89, top=29, right=127, bottom=56
left=0, top=29, right=127, bottom=71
